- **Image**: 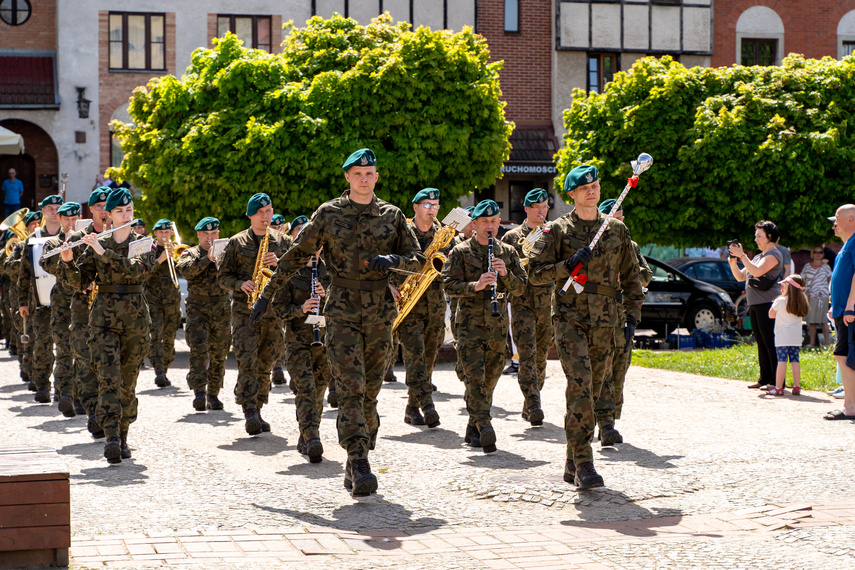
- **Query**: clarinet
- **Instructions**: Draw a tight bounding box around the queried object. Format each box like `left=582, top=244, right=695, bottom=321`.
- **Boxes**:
left=488, top=233, right=500, bottom=318
left=310, top=254, right=323, bottom=347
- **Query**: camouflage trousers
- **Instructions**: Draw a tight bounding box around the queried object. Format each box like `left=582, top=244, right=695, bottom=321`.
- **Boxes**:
left=50, top=302, right=75, bottom=398
left=90, top=321, right=149, bottom=439
left=231, top=310, right=284, bottom=408
left=28, top=304, right=54, bottom=391
left=397, top=308, right=444, bottom=408
left=147, top=295, right=181, bottom=375
left=458, top=320, right=507, bottom=429
left=510, top=302, right=553, bottom=410
left=185, top=299, right=230, bottom=396
left=70, top=318, right=98, bottom=415
left=554, top=318, right=616, bottom=467
left=14, top=305, right=29, bottom=377
left=273, top=325, right=287, bottom=371
left=596, top=322, right=629, bottom=427
left=326, top=318, right=392, bottom=462
left=285, top=337, right=331, bottom=442
left=449, top=297, right=464, bottom=382
left=2, top=287, right=16, bottom=354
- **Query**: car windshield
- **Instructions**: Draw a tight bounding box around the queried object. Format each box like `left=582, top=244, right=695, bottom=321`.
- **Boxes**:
left=649, top=261, right=685, bottom=283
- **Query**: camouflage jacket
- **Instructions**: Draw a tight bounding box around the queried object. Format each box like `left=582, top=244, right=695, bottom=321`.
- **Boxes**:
left=40, top=229, right=74, bottom=310
left=176, top=244, right=228, bottom=298
left=392, top=219, right=451, bottom=317
left=18, top=227, right=60, bottom=308
left=441, top=236, right=527, bottom=326
left=260, top=191, right=425, bottom=325
left=3, top=242, right=22, bottom=303
left=501, top=222, right=554, bottom=312
left=528, top=210, right=643, bottom=327
left=274, top=260, right=331, bottom=343
left=632, top=241, right=653, bottom=288
left=216, top=227, right=291, bottom=316
left=144, top=244, right=182, bottom=304
left=60, top=223, right=100, bottom=323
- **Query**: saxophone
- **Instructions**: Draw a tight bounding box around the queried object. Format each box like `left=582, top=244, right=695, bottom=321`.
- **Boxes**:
left=248, top=225, right=274, bottom=310
left=392, top=224, right=456, bottom=332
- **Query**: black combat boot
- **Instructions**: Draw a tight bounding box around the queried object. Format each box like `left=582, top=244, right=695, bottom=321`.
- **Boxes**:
left=327, top=388, right=338, bottom=408
left=206, top=393, right=224, bottom=410
left=192, top=391, right=206, bottom=412
left=73, top=399, right=86, bottom=415
left=306, top=438, right=323, bottom=464
left=257, top=407, right=271, bottom=432
left=384, top=368, right=397, bottom=383
left=464, top=425, right=481, bottom=447
left=154, top=373, right=171, bottom=388
left=422, top=405, right=440, bottom=429
left=34, top=388, right=50, bottom=403
left=88, top=414, right=105, bottom=439
left=27, top=381, right=36, bottom=391
left=104, top=437, right=122, bottom=464
left=599, top=424, right=623, bottom=446
left=404, top=406, right=425, bottom=426
left=575, top=461, right=605, bottom=489
left=564, top=459, right=577, bottom=485
left=522, top=405, right=544, bottom=426
left=9, top=344, right=17, bottom=356
left=350, top=458, right=378, bottom=497
left=297, top=435, right=307, bottom=455
left=479, top=423, right=497, bottom=453
left=288, top=378, right=296, bottom=394
left=120, top=437, right=132, bottom=459
left=58, top=396, right=76, bottom=417
left=271, top=367, right=285, bottom=385
left=343, top=459, right=353, bottom=491
left=21, top=371, right=28, bottom=382
left=243, top=408, right=262, bottom=436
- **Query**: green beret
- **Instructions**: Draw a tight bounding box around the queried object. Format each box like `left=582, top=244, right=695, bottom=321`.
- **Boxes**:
left=464, top=206, right=475, bottom=213
left=39, top=195, right=63, bottom=208
left=564, top=165, right=599, bottom=193
left=270, top=214, right=286, bottom=227
left=598, top=199, right=622, bottom=214
left=194, top=217, right=220, bottom=231
left=89, top=187, right=110, bottom=206
left=58, top=202, right=81, bottom=217
left=131, top=218, right=145, bottom=227
left=152, top=218, right=172, bottom=231
left=246, top=193, right=271, bottom=217
left=25, top=211, right=42, bottom=225
left=105, top=188, right=132, bottom=211
left=471, top=200, right=500, bottom=220
left=524, top=188, right=548, bottom=207
left=342, top=148, right=377, bottom=172
left=291, top=215, right=309, bottom=229
left=412, top=188, right=440, bottom=203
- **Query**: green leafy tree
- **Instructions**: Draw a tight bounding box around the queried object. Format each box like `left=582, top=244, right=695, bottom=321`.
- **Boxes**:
left=111, top=14, right=512, bottom=237
left=555, top=55, right=855, bottom=248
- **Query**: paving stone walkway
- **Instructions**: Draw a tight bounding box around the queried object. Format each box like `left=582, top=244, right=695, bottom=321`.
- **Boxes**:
left=1, top=333, right=854, bottom=568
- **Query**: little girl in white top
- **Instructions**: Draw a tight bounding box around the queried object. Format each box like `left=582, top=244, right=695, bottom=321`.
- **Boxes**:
left=768, top=275, right=810, bottom=395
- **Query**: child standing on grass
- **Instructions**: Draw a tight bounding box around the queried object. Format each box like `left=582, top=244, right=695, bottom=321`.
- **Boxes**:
left=768, top=275, right=810, bottom=395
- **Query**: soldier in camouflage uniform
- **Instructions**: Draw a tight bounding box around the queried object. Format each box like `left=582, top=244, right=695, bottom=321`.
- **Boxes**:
left=251, top=148, right=424, bottom=497
left=60, top=188, right=157, bottom=464
left=0, top=232, right=19, bottom=358
left=528, top=165, right=644, bottom=489
left=19, top=197, right=63, bottom=403
left=268, top=214, right=290, bottom=388
left=442, top=200, right=527, bottom=453
left=448, top=206, right=474, bottom=383
left=501, top=189, right=554, bottom=426
left=41, top=202, right=82, bottom=417
left=145, top=218, right=182, bottom=388
left=176, top=216, right=230, bottom=412
left=217, top=193, right=292, bottom=436
left=593, top=199, right=652, bottom=443
left=274, top=247, right=332, bottom=462
left=390, top=188, right=449, bottom=428
left=5, top=216, right=40, bottom=386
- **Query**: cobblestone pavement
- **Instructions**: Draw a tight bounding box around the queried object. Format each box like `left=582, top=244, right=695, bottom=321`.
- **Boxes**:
left=2, top=332, right=854, bottom=568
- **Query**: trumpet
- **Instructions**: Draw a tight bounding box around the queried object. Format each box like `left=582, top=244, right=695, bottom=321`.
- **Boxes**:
left=42, top=220, right=135, bottom=259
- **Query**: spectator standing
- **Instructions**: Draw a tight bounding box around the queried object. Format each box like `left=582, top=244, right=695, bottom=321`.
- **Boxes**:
left=803, top=247, right=833, bottom=347
left=767, top=275, right=809, bottom=396
left=777, top=240, right=794, bottom=278
left=2, top=168, right=24, bottom=218
left=825, top=205, right=855, bottom=420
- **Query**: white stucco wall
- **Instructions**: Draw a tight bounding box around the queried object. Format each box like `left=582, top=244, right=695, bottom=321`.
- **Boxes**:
left=735, top=6, right=785, bottom=64
left=838, top=10, right=855, bottom=58
left=591, top=3, right=621, bottom=50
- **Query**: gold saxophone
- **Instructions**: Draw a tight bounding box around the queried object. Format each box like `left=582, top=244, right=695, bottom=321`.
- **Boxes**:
left=248, top=225, right=274, bottom=309
left=517, top=224, right=544, bottom=267
left=392, top=224, right=456, bottom=332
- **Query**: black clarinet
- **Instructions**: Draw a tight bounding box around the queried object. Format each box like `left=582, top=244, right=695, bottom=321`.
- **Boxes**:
left=310, top=254, right=323, bottom=347
left=488, top=233, right=500, bottom=318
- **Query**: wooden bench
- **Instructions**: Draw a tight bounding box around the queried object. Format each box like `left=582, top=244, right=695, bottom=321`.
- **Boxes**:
left=0, top=447, right=69, bottom=568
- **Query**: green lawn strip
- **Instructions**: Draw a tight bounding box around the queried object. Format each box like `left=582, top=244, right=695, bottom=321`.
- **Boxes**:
left=632, top=344, right=839, bottom=392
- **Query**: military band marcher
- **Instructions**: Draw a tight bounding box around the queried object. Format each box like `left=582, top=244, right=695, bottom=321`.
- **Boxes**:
left=176, top=216, right=230, bottom=412
left=4, top=212, right=41, bottom=387
left=41, top=201, right=82, bottom=417
left=250, top=148, right=424, bottom=497
left=269, top=213, right=289, bottom=388
left=391, top=188, right=448, bottom=429
left=60, top=188, right=157, bottom=463
left=448, top=205, right=475, bottom=383
left=130, top=218, right=147, bottom=236
left=217, top=193, right=291, bottom=436
left=528, top=165, right=644, bottom=489
left=145, top=218, right=182, bottom=388
left=501, top=188, right=554, bottom=426
left=442, top=200, right=527, bottom=453
left=19, top=196, right=63, bottom=404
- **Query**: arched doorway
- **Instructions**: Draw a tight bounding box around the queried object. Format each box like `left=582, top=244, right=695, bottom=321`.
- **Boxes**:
left=0, top=119, right=59, bottom=211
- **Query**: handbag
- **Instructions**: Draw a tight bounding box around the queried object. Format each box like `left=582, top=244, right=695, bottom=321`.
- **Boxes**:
left=748, top=274, right=777, bottom=291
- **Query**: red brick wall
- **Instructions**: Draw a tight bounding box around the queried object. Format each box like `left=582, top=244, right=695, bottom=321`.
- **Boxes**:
left=0, top=0, right=56, bottom=51
left=476, top=0, right=552, bottom=125
left=98, top=11, right=177, bottom=174
left=712, top=0, right=855, bottom=66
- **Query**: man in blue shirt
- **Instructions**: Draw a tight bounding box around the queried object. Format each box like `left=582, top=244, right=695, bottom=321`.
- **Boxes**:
left=827, top=204, right=855, bottom=420
left=2, top=168, right=24, bottom=217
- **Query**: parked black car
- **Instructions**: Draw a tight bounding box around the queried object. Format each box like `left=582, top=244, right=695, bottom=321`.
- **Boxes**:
left=640, top=256, right=737, bottom=335
left=665, top=257, right=747, bottom=317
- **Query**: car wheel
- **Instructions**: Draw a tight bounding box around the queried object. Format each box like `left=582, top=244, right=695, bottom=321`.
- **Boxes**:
left=686, top=303, right=719, bottom=331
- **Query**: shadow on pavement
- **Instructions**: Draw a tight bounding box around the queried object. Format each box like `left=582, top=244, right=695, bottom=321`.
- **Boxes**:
left=252, top=497, right=446, bottom=536
left=7, top=401, right=57, bottom=416
left=0, top=382, right=26, bottom=393
left=428, top=390, right=464, bottom=403
left=218, top=434, right=290, bottom=456
left=460, top=448, right=548, bottom=470
left=600, top=443, right=682, bottom=469
left=510, top=421, right=565, bottom=444
left=277, top=459, right=346, bottom=479
left=756, top=392, right=830, bottom=404
left=382, top=427, right=463, bottom=450
left=57, top=441, right=108, bottom=462
left=30, top=417, right=87, bottom=435
left=563, top=505, right=712, bottom=537
left=175, top=410, right=239, bottom=427
left=73, top=461, right=150, bottom=486
left=137, top=386, right=185, bottom=398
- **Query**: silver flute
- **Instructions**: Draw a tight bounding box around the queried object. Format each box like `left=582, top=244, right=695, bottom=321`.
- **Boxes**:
left=42, top=220, right=135, bottom=259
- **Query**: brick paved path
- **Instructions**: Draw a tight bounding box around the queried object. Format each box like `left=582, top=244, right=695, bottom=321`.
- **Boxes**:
left=1, top=333, right=853, bottom=568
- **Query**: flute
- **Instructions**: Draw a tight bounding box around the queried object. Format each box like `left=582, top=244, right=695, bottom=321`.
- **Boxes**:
left=488, top=233, right=500, bottom=318
left=42, top=220, right=136, bottom=259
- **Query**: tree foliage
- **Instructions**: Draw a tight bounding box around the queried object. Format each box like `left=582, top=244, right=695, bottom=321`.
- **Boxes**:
left=111, top=14, right=512, bottom=237
left=555, top=55, right=855, bottom=248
